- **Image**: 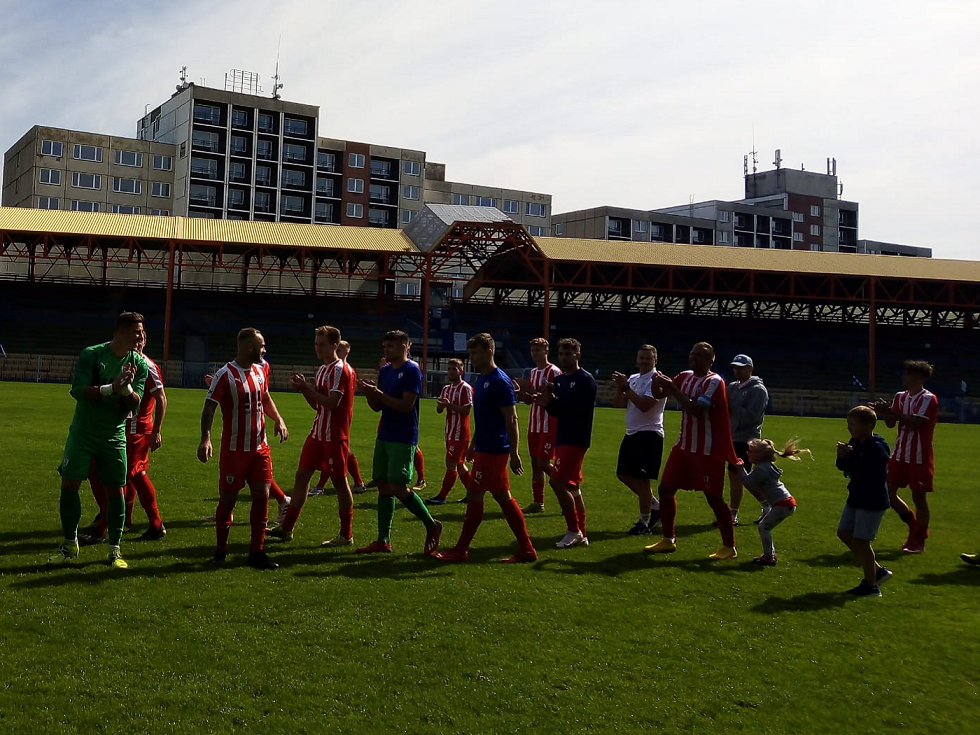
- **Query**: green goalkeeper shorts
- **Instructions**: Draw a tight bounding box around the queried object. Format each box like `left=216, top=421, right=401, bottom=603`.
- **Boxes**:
left=59, top=429, right=127, bottom=488
left=372, top=440, right=416, bottom=486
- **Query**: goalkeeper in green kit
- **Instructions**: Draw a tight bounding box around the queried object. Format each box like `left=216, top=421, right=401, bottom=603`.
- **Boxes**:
left=48, top=312, right=149, bottom=569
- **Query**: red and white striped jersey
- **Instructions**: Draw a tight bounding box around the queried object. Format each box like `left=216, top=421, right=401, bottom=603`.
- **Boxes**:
left=310, top=359, right=355, bottom=442
left=528, top=363, right=561, bottom=434
left=673, top=371, right=738, bottom=461
left=891, top=389, right=939, bottom=466
left=440, top=379, right=473, bottom=442
left=127, top=355, right=164, bottom=436
left=206, top=360, right=270, bottom=453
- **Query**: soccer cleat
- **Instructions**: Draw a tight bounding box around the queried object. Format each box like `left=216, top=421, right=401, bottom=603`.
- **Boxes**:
left=644, top=538, right=677, bottom=554
left=456, top=496, right=469, bottom=504
left=424, top=496, right=447, bottom=506
left=556, top=530, right=584, bottom=549
left=752, top=555, right=777, bottom=566
left=708, top=546, right=738, bottom=560
left=137, top=525, right=167, bottom=541
left=903, top=538, right=925, bottom=554
left=876, top=566, right=893, bottom=584
left=108, top=546, right=128, bottom=569
left=364, top=479, right=380, bottom=489
left=712, top=517, right=740, bottom=528
left=78, top=530, right=106, bottom=546
left=275, top=496, right=291, bottom=525
left=501, top=548, right=538, bottom=563
left=523, top=502, right=545, bottom=514
left=246, top=551, right=279, bottom=570
left=308, top=486, right=326, bottom=497
left=577, top=536, right=590, bottom=548
left=351, top=483, right=368, bottom=494
left=356, top=539, right=392, bottom=554
left=628, top=521, right=652, bottom=536
left=211, top=550, right=228, bottom=566
left=434, top=548, right=469, bottom=563
left=648, top=508, right=662, bottom=530
left=413, top=479, right=428, bottom=492
left=202, top=513, right=217, bottom=523
left=321, top=535, right=353, bottom=548
left=846, top=580, right=882, bottom=597
left=47, top=540, right=80, bottom=565
left=960, top=553, right=980, bottom=566
left=424, top=520, right=443, bottom=556
left=265, top=524, right=293, bottom=542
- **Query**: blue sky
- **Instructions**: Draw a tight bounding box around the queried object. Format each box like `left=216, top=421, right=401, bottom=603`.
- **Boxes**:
left=2, top=0, right=978, bottom=259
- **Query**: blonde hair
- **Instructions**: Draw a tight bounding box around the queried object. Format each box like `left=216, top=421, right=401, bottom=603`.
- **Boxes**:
left=749, top=437, right=812, bottom=463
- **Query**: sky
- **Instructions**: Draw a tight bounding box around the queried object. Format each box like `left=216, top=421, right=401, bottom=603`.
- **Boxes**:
left=1, top=0, right=978, bottom=260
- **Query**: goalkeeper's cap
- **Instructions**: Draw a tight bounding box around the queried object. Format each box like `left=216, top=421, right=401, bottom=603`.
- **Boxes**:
left=731, top=354, right=754, bottom=367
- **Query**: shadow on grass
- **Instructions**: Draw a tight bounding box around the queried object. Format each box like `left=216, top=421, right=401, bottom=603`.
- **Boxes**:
left=799, top=551, right=854, bottom=568
left=531, top=550, right=760, bottom=577
left=752, top=591, right=850, bottom=614
left=297, top=554, right=453, bottom=581
left=908, top=567, right=980, bottom=587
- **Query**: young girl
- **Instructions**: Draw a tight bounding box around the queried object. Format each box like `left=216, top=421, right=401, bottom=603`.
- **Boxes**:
left=741, top=438, right=811, bottom=565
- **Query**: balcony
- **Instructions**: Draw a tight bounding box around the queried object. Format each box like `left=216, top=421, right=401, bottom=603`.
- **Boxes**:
left=370, top=161, right=397, bottom=181
left=193, top=106, right=221, bottom=126
left=190, top=161, right=220, bottom=180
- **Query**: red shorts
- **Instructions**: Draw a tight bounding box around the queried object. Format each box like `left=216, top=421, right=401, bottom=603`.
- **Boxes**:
left=553, top=445, right=587, bottom=488
left=300, top=435, right=350, bottom=479
left=445, top=435, right=469, bottom=465
left=127, top=433, right=152, bottom=477
left=219, top=448, right=273, bottom=493
left=887, top=458, right=934, bottom=493
left=528, top=431, right=557, bottom=461
left=469, top=452, right=510, bottom=493
left=660, top=448, right=726, bottom=496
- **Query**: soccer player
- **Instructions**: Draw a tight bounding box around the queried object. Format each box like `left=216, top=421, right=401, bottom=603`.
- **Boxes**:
left=611, top=344, right=667, bottom=535
left=47, top=312, right=149, bottom=569
left=645, top=342, right=743, bottom=559
left=533, top=338, right=597, bottom=549
left=198, top=328, right=289, bottom=570
left=435, top=334, right=536, bottom=563
left=355, top=330, right=442, bottom=555
left=268, top=326, right=356, bottom=546
left=425, top=358, right=473, bottom=505
left=869, top=360, right=939, bottom=553
left=726, top=354, right=769, bottom=526
left=516, top=337, right=561, bottom=513
left=83, top=328, right=167, bottom=543
left=311, top=339, right=367, bottom=496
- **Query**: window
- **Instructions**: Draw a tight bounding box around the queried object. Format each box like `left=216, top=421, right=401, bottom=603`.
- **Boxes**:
left=41, top=140, right=63, bottom=157
left=718, top=231, right=730, bottom=243
left=475, top=196, right=497, bottom=207
left=73, top=144, right=103, bottom=162
left=281, top=195, right=305, bottom=214
left=110, top=204, right=140, bottom=214
left=317, top=151, right=336, bottom=171
left=370, top=184, right=391, bottom=203
left=529, top=225, right=547, bottom=237
left=282, top=169, right=306, bottom=188
left=316, top=177, right=335, bottom=197
left=348, top=178, right=364, bottom=194
left=230, top=136, right=249, bottom=155
left=189, top=210, right=216, bottom=219
left=283, top=143, right=307, bottom=162
left=810, top=205, right=821, bottom=217
left=232, top=109, right=250, bottom=128
left=257, top=113, right=275, bottom=133
left=810, top=224, right=821, bottom=236
left=502, top=199, right=519, bottom=214
left=634, top=220, right=648, bottom=233
left=37, top=197, right=59, bottom=209
left=256, top=139, right=274, bottom=159
left=526, top=202, right=546, bottom=217
left=554, top=222, right=564, bottom=235
left=348, top=153, right=365, bottom=168
left=403, top=160, right=421, bottom=176
left=189, top=184, right=217, bottom=207
left=114, top=150, right=143, bottom=167
left=193, top=103, right=221, bottom=125
left=371, top=160, right=393, bottom=179
left=113, top=177, right=141, bottom=194
left=192, top=131, right=220, bottom=152
left=719, top=210, right=730, bottom=222
left=346, top=202, right=364, bottom=218
left=229, top=162, right=248, bottom=183
left=403, top=185, right=420, bottom=200
left=793, top=232, right=804, bottom=242
left=255, top=165, right=273, bottom=186
left=190, top=157, right=218, bottom=179
left=284, top=118, right=308, bottom=137
left=254, top=191, right=272, bottom=212
left=71, top=172, right=101, bottom=190
left=71, top=200, right=99, bottom=212
left=452, top=193, right=470, bottom=206
left=369, top=208, right=390, bottom=226
left=39, top=169, right=61, bottom=185
left=401, top=209, right=416, bottom=225
left=179, top=142, right=187, bottom=158
left=228, top=189, right=246, bottom=208
left=153, top=155, right=173, bottom=171
left=148, top=208, right=170, bottom=216
left=792, top=211, right=804, bottom=222
left=315, top=202, right=334, bottom=223
left=151, top=181, right=170, bottom=198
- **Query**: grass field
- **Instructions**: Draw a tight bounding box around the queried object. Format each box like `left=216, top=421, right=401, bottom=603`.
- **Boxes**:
left=1, top=382, right=978, bottom=735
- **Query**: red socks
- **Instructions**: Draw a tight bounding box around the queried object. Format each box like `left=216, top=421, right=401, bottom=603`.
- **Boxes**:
left=347, top=454, right=364, bottom=486
left=707, top=495, right=736, bottom=547
left=282, top=503, right=302, bottom=532
left=576, top=509, right=587, bottom=537
left=215, top=504, right=233, bottom=551
left=562, top=508, right=578, bottom=533
left=249, top=499, right=268, bottom=552
left=499, top=496, right=534, bottom=551
left=660, top=492, right=678, bottom=538
left=340, top=507, right=354, bottom=540
left=438, top=470, right=458, bottom=499
left=413, top=449, right=425, bottom=482
left=130, top=473, right=162, bottom=529
left=269, top=481, right=286, bottom=504
left=531, top=479, right=545, bottom=504
left=455, top=499, right=485, bottom=552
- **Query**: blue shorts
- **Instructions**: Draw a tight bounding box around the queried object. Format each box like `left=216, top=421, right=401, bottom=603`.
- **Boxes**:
left=838, top=505, right=886, bottom=541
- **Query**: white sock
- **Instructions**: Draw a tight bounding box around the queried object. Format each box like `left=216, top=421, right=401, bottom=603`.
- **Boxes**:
left=640, top=513, right=651, bottom=524
left=650, top=498, right=661, bottom=511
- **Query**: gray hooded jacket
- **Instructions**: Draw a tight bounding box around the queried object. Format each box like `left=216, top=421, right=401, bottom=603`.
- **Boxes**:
left=728, top=375, right=769, bottom=443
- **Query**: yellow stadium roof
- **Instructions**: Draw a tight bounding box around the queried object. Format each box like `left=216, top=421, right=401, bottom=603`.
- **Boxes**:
left=534, top=237, right=980, bottom=283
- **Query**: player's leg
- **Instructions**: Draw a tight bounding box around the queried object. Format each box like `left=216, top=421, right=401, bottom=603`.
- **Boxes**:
left=755, top=505, right=795, bottom=564
left=436, top=468, right=488, bottom=562
left=309, top=471, right=327, bottom=497
left=646, top=447, right=687, bottom=552
left=838, top=507, right=888, bottom=593
left=131, top=471, right=166, bottom=539
left=908, top=489, right=931, bottom=552
left=348, top=452, right=366, bottom=492
left=271, top=435, right=323, bottom=540
left=245, top=478, right=277, bottom=570
left=549, top=474, right=578, bottom=546
left=322, top=441, right=354, bottom=547
left=357, top=441, right=395, bottom=553
left=887, top=460, right=918, bottom=545
left=48, top=477, right=84, bottom=564
left=267, top=478, right=291, bottom=524
left=412, top=447, right=426, bottom=491
left=388, top=444, right=441, bottom=553
left=429, top=443, right=459, bottom=504
left=213, top=452, right=247, bottom=564
left=81, top=463, right=109, bottom=544
left=726, top=442, right=750, bottom=525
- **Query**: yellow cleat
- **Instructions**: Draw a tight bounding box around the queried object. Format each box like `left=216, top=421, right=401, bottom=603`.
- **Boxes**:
left=708, top=546, right=738, bottom=560
left=644, top=538, right=677, bottom=554
left=108, top=547, right=129, bottom=569
left=47, top=540, right=80, bottom=565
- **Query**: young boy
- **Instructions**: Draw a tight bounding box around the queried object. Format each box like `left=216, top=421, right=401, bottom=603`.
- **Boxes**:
left=835, top=406, right=892, bottom=597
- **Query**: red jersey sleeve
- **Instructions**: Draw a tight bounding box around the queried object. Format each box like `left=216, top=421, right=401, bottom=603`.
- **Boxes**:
left=206, top=369, right=230, bottom=406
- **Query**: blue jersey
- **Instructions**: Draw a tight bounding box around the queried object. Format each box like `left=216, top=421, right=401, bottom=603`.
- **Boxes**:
left=377, top=360, right=422, bottom=445
left=473, top=367, right=517, bottom=454
left=546, top=368, right=597, bottom=448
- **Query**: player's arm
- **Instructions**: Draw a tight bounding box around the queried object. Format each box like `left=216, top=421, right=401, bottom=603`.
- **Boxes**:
left=70, top=348, right=134, bottom=402
left=358, top=379, right=384, bottom=412
left=150, top=386, right=167, bottom=451
left=263, top=392, right=289, bottom=442
left=655, top=373, right=709, bottom=417
left=513, top=378, right=533, bottom=405
left=198, top=399, right=218, bottom=463
left=611, top=372, right=628, bottom=408
left=446, top=399, right=471, bottom=416
left=502, top=403, right=523, bottom=475
left=622, top=381, right=658, bottom=412
left=292, top=374, right=342, bottom=411
left=378, top=390, right=418, bottom=414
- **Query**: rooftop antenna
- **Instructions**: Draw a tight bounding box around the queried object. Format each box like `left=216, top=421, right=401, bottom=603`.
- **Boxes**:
left=271, top=36, right=284, bottom=99
left=176, top=66, right=189, bottom=92
left=750, top=126, right=758, bottom=173
left=773, top=148, right=782, bottom=169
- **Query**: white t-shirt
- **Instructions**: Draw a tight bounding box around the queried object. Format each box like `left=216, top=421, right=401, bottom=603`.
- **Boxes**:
left=625, top=370, right=666, bottom=436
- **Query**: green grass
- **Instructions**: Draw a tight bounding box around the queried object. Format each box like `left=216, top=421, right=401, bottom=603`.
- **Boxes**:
left=1, top=382, right=978, bottom=735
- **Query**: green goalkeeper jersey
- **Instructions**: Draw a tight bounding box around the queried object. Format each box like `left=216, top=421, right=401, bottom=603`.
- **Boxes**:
left=68, top=342, right=150, bottom=446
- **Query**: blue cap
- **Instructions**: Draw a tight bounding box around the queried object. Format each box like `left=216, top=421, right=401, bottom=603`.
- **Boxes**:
left=731, top=354, right=754, bottom=367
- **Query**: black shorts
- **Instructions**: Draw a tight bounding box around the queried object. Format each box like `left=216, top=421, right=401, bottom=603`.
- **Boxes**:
left=729, top=441, right=753, bottom=473
left=616, top=431, right=664, bottom=480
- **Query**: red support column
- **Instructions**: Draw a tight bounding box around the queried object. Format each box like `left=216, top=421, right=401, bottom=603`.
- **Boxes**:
left=163, top=241, right=176, bottom=383
left=543, top=259, right=551, bottom=338
left=869, top=276, right=877, bottom=396
left=421, top=253, right=431, bottom=394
